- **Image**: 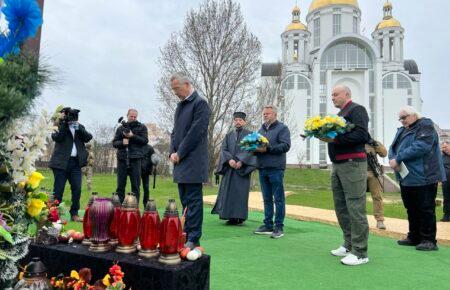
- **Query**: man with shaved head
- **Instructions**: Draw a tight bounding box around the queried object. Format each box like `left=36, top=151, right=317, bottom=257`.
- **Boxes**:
left=320, top=84, right=370, bottom=266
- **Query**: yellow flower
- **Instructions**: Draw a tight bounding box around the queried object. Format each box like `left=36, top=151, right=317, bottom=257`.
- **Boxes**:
left=70, top=270, right=79, bottom=280
left=27, top=198, right=45, bottom=217
left=27, top=172, right=45, bottom=189
left=103, top=274, right=111, bottom=286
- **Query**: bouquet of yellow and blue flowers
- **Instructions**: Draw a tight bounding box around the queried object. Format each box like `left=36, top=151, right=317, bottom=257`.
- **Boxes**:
left=239, top=132, right=269, bottom=152
left=303, top=115, right=353, bottom=139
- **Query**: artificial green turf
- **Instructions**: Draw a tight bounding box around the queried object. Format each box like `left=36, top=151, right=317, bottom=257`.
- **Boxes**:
left=204, top=209, right=450, bottom=290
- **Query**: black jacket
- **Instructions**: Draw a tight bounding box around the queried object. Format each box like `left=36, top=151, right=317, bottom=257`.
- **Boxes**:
left=256, top=120, right=291, bottom=170
left=112, top=121, right=148, bottom=160
left=49, top=123, right=93, bottom=170
left=170, top=91, right=211, bottom=183
left=328, top=101, right=370, bottom=163
left=141, top=144, right=155, bottom=174
left=443, top=153, right=450, bottom=179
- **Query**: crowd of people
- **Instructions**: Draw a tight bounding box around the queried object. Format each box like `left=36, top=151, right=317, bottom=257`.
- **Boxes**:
left=47, top=72, right=448, bottom=266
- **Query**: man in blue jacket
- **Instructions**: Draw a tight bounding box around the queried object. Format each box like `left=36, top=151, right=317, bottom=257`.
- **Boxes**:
left=169, top=72, right=211, bottom=250
left=389, top=106, right=446, bottom=251
left=253, top=105, right=291, bottom=239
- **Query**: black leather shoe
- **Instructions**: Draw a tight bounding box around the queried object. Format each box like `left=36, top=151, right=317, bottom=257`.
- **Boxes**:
left=397, top=238, right=418, bottom=246
left=415, top=241, right=438, bottom=251
left=441, top=215, right=450, bottom=222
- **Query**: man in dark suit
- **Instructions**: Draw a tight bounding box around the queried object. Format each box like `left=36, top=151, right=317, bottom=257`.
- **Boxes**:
left=169, top=72, right=211, bottom=250
left=49, top=108, right=93, bottom=222
left=113, top=109, right=148, bottom=204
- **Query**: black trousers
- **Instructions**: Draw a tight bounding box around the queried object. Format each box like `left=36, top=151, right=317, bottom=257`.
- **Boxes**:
left=141, top=171, right=150, bottom=207
left=443, top=180, right=450, bottom=216
left=178, top=183, right=203, bottom=244
left=52, top=157, right=82, bottom=216
left=400, top=183, right=438, bottom=244
left=116, top=158, right=141, bottom=204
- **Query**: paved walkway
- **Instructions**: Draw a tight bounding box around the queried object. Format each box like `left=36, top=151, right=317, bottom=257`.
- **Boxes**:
left=204, top=192, right=450, bottom=246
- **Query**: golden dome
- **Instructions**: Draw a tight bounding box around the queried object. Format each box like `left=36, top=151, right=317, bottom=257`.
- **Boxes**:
left=309, top=0, right=359, bottom=14
left=285, top=22, right=307, bottom=32
left=383, top=1, right=393, bottom=9
left=376, top=18, right=401, bottom=30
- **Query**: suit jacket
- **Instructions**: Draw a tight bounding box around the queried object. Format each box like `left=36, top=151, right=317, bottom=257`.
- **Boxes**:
left=170, top=91, right=211, bottom=183
left=49, top=123, right=93, bottom=170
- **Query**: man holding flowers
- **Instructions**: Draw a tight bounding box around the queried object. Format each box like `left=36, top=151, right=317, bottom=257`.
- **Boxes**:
left=319, top=85, right=370, bottom=266
left=253, top=105, right=291, bottom=239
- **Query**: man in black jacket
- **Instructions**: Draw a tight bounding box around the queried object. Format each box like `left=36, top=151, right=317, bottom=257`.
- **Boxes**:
left=113, top=109, right=148, bottom=204
left=169, top=72, right=211, bottom=250
left=441, top=141, right=450, bottom=222
left=49, top=109, right=93, bottom=222
left=253, top=105, right=291, bottom=239
left=320, top=85, right=370, bottom=266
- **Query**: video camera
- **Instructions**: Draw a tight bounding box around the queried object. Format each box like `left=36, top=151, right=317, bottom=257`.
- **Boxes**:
left=60, top=107, right=80, bottom=124
left=118, top=116, right=130, bottom=134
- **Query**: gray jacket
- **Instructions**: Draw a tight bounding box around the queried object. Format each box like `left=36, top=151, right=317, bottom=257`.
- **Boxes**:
left=170, top=92, right=211, bottom=183
left=256, top=120, right=291, bottom=170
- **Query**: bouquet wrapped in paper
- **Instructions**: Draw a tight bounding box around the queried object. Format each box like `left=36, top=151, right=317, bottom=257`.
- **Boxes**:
left=303, top=115, right=353, bottom=139
left=239, top=132, right=269, bottom=152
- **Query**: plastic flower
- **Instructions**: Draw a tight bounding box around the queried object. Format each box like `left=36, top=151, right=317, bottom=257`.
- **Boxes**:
left=2, top=0, right=43, bottom=42
left=103, top=274, right=111, bottom=286
left=27, top=198, right=45, bottom=217
left=26, top=171, right=44, bottom=189
left=70, top=270, right=80, bottom=280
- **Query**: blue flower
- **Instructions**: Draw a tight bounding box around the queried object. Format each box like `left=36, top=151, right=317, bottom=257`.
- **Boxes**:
left=1, top=0, right=43, bottom=54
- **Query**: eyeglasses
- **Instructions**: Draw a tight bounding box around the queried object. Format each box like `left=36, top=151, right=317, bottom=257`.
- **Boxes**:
left=398, top=115, right=409, bottom=121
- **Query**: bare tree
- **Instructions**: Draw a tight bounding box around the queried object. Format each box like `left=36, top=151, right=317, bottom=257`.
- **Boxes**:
left=87, top=122, right=116, bottom=173
left=157, top=0, right=261, bottom=181
left=255, top=63, right=299, bottom=138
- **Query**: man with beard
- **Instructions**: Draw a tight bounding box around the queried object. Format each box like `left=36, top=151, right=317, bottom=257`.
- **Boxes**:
left=212, top=112, right=257, bottom=225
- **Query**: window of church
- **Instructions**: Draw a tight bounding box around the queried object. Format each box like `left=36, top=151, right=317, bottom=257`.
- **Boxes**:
left=294, top=40, right=299, bottom=61
left=407, top=98, right=412, bottom=106
left=297, top=75, right=311, bottom=95
left=389, top=38, right=394, bottom=61
left=369, top=70, right=375, bottom=93
left=321, top=41, right=373, bottom=70
left=382, top=74, right=394, bottom=89
left=353, top=16, right=358, bottom=33
left=306, top=139, right=311, bottom=161
left=314, top=18, right=320, bottom=47
left=319, top=142, right=326, bottom=163
left=333, top=14, right=341, bottom=36
left=286, top=75, right=295, bottom=90
left=307, top=99, right=312, bottom=117
left=369, top=96, right=375, bottom=136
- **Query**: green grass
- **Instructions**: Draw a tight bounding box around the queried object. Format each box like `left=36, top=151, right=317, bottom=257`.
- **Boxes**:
left=204, top=210, right=449, bottom=290
left=38, top=168, right=447, bottom=231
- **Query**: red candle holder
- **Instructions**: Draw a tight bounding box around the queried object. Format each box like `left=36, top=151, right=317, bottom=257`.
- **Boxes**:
left=116, top=192, right=140, bottom=254
left=138, top=200, right=161, bottom=258
left=158, top=199, right=183, bottom=265
left=82, top=192, right=98, bottom=246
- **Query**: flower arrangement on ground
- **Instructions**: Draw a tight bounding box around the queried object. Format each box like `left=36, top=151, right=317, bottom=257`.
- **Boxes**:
left=49, top=263, right=126, bottom=290
left=239, top=132, right=269, bottom=152
left=303, top=115, right=353, bottom=139
left=0, top=0, right=51, bottom=287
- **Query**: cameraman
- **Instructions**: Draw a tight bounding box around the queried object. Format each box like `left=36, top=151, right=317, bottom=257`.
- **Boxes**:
left=113, top=109, right=148, bottom=204
left=49, top=108, right=92, bottom=222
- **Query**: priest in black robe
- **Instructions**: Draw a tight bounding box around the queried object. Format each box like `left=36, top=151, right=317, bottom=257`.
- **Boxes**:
left=212, top=112, right=257, bottom=225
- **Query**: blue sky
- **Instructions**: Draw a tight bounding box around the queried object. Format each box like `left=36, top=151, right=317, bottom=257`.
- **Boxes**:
left=30, top=0, right=450, bottom=128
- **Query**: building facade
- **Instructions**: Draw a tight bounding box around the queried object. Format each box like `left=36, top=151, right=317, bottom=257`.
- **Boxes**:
left=261, top=0, right=421, bottom=165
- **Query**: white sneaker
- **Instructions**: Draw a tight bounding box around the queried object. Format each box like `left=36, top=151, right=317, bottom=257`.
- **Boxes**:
left=340, top=253, right=369, bottom=266
left=330, top=246, right=350, bottom=257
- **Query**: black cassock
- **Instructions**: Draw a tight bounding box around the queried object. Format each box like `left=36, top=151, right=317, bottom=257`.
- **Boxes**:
left=212, top=128, right=257, bottom=221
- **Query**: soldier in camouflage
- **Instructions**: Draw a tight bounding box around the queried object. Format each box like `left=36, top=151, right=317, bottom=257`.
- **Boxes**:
left=82, top=142, right=95, bottom=192
left=365, top=139, right=387, bottom=230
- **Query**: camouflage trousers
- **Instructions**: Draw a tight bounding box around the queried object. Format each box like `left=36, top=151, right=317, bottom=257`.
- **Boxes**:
left=82, top=166, right=93, bottom=192
left=367, top=170, right=384, bottom=221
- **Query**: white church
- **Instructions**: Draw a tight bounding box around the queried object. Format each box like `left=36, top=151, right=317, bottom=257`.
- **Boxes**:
left=261, top=0, right=421, bottom=166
